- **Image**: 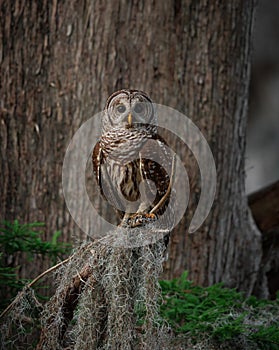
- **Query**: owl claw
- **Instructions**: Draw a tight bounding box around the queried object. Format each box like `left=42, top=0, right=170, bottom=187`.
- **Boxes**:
left=121, top=213, right=157, bottom=228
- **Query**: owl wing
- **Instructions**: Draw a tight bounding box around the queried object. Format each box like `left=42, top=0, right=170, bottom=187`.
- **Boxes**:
left=92, top=141, right=125, bottom=218
left=139, top=134, right=174, bottom=217
left=92, top=141, right=102, bottom=193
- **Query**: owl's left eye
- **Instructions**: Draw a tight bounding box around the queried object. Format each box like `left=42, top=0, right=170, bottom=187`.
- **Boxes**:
left=116, top=105, right=126, bottom=113
left=133, top=103, right=144, bottom=114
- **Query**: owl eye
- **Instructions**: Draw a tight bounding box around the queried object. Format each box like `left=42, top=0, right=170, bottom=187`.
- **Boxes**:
left=116, top=104, right=126, bottom=113
left=133, top=103, right=144, bottom=114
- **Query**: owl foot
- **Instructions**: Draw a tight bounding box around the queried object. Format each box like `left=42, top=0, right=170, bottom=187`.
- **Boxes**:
left=121, top=213, right=157, bottom=228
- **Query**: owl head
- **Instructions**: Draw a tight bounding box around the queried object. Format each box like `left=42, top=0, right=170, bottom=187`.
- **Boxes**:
left=102, top=89, right=157, bottom=134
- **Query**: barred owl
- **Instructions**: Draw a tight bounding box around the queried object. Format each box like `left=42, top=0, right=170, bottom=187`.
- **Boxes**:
left=92, top=89, right=174, bottom=236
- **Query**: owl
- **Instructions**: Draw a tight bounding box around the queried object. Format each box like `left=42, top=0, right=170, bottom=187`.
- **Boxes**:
left=92, top=89, right=175, bottom=237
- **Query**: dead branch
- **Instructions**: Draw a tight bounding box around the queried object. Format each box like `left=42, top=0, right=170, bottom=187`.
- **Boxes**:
left=0, top=226, right=169, bottom=350
left=0, top=257, right=72, bottom=320
left=248, top=180, right=279, bottom=299
left=248, top=180, right=279, bottom=233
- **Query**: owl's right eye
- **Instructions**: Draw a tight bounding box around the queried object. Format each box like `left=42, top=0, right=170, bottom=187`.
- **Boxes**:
left=116, top=105, right=126, bottom=113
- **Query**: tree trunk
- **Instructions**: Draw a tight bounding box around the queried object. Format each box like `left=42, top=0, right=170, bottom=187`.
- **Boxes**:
left=160, top=1, right=263, bottom=296
left=0, top=0, right=264, bottom=294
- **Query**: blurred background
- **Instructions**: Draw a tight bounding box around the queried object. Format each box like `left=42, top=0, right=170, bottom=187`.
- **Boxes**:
left=246, top=0, right=279, bottom=194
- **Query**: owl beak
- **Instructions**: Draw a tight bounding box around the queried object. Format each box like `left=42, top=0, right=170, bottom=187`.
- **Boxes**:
left=127, top=113, right=132, bottom=126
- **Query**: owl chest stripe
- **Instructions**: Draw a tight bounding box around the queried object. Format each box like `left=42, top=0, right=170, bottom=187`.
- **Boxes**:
left=121, top=162, right=140, bottom=200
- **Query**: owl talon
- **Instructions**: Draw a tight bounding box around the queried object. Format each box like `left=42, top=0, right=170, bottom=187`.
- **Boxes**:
left=122, top=213, right=157, bottom=228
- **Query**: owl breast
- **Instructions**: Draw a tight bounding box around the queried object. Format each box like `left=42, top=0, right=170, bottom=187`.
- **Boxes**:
left=99, top=129, right=148, bottom=213
left=107, top=159, right=141, bottom=201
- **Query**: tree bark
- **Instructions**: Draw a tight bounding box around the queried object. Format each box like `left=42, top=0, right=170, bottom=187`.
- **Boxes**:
left=0, top=1, right=264, bottom=294
left=160, top=1, right=262, bottom=296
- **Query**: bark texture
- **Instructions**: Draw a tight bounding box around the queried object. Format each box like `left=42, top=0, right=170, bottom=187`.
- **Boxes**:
left=0, top=1, right=263, bottom=294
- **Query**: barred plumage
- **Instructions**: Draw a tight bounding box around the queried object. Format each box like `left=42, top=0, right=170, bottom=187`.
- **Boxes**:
left=92, top=89, right=174, bottom=237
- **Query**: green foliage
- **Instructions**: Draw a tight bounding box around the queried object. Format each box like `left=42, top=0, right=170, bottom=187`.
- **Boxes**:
left=0, top=220, right=72, bottom=310
left=159, top=271, right=279, bottom=349
left=0, top=253, right=24, bottom=289
left=250, top=325, right=279, bottom=350
left=0, top=220, right=71, bottom=262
